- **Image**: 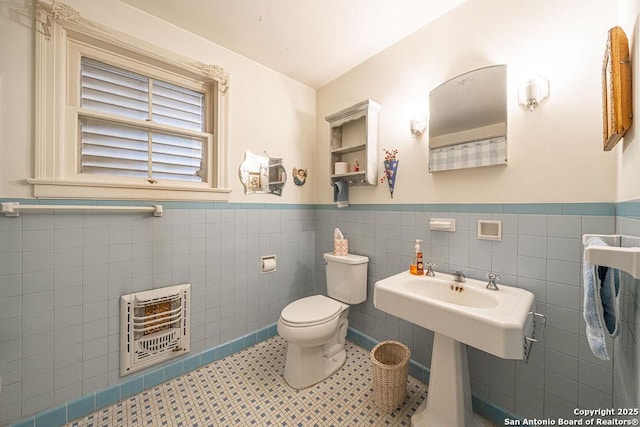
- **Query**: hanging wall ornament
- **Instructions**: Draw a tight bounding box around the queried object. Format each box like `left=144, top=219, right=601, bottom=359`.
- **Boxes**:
left=292, top=168, right=307, bottom=186
left=380, top=148, right=398, bottom=198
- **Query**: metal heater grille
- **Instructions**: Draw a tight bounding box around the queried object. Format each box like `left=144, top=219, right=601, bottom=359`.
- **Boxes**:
left=120, top=283, right=190, bottom=376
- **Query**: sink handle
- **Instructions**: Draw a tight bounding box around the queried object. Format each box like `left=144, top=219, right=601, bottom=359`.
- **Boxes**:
left=449, top=270, right=466, bottom=282
left=485, top=272, right=500, bottom=290
left=425, top=261, right=436, bottom=276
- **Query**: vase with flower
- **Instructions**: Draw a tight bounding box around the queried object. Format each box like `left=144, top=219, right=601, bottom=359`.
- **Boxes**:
left=380, top=148, right=398, bottom=198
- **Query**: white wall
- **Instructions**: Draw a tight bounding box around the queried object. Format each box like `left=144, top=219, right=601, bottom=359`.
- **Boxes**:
left=0, top=0, right=33, bottom=199
left=615, top=0, right=640, bottom=416
left=616, top=0, right=640, bottom=202
left=1, top=0, right=627, bottom=206
left=0, top=0, right=316, bottom=204
left=316, top=0, right=618, bottom=204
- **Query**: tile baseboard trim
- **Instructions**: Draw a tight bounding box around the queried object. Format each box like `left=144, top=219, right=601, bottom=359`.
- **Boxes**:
left=11, top=323, right=280, bottom=427
left=346, top=327, right=523, bottom=426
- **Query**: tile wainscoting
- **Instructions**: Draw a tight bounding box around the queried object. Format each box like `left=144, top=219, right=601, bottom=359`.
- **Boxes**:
left=314, top=202, right=637, bottom=422
left=1, top=200, right=637, bottom=426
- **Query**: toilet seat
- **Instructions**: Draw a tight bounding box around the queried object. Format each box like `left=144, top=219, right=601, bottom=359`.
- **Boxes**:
left=280, top=295, right=343, bottom=327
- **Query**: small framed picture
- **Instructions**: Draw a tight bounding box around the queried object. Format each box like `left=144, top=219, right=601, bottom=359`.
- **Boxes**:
left=248, top=172, right=261, bottom=190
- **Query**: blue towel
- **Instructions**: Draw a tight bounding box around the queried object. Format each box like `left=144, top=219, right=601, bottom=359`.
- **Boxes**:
left=582, top=237, right=620, bottom=360
left=333, top=180, right=348, bottom=208
left=598, top=264, right=620, bottom=337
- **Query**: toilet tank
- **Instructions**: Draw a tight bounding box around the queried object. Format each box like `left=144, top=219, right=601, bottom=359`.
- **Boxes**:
left=323, top=252, right=369, bottom=304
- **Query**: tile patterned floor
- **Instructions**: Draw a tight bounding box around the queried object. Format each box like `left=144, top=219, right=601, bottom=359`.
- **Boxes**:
left=65, top=336, right=494, bottom=426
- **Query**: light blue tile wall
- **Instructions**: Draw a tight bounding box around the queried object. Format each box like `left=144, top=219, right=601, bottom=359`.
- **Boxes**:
left=613, top=203, right=640, bottom=415
left=0, top=203, right=315, bottom=425
left=3, top=200, right=638, bottom=426
left=314, top=204, right=623, bottom=421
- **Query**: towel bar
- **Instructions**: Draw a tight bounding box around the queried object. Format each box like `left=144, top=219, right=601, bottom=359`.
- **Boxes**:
left=583, top=234, right=640, bottom=279
left=1, top=202, right=163, bottom=217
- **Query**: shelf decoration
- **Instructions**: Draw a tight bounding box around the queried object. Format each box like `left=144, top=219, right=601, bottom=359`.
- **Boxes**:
left=380, top=148, right=398, bottom=198
left=292, top=168, right=307, bottom=186
left=326, top=99, right=381, bottom=187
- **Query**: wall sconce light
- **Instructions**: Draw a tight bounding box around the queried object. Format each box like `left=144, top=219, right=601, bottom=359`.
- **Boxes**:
left=518, top=75, right=550, bottom=111
left=410, top=115, right=427, bottom=138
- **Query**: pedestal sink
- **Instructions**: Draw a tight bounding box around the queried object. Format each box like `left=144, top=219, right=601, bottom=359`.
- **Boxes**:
left=373, top=271, right=536, bottom=427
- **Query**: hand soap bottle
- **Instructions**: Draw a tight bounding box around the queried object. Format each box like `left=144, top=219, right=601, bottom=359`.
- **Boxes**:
left=410, top=239, right=423, bottom=275
left=415, top=239, right=424, bottom=275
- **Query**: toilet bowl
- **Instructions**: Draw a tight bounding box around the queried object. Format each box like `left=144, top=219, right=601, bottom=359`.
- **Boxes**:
left=277, top=295, right=349, bottom=389
left=278, top=252, right=369, bottom=389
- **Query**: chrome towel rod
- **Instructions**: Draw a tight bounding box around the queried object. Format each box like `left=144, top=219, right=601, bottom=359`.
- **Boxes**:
left=1, top=202, right=163, bottom=217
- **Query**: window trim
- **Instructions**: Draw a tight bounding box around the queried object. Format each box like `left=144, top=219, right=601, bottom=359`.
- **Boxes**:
left=32, top=0, right=230, bottom=201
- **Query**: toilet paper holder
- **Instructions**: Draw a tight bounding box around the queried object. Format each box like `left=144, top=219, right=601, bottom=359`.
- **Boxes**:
left=261, top=255, right=277, bottom=273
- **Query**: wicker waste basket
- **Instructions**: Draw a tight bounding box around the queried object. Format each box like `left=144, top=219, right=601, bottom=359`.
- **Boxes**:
left=370, top=340, right=410, bottom=412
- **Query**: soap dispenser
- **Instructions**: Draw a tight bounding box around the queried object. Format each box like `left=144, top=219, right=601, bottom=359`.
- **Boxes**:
left=411, top=239, right=424, bottom=275
left=415, top=239, right=424, bottom=275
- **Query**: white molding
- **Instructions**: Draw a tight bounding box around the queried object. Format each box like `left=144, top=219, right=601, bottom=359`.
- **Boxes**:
left=34, top=7, right=66, bottom=180
left=214, top=87, right=229, bottom=189
left=28, top=179, right=231, bottom=201
left=37, top=1, right=229, bottom=92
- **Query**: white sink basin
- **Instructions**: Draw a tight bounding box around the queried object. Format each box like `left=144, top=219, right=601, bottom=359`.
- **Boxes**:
left=403, top=278, right=499, bottom=309
left=374, top=271, right=536, bottom=427
left=374, top=271, right=534, bottom=359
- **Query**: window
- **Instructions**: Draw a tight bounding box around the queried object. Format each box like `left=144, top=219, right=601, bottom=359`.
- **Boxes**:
left=79, top=58, right=207, bottom=183
left=32, top=1, right=230, bottom=201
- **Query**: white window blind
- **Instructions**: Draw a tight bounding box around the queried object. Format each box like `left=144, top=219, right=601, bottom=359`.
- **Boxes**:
left=80, top=57, right=206, bottom=182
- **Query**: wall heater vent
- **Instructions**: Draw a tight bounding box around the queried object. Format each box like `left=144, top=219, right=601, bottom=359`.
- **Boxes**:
left=120, top=283, right=190, bottom=376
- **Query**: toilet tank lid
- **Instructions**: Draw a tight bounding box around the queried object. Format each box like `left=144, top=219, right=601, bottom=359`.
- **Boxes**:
left=323, top=252, right=369, bottom=264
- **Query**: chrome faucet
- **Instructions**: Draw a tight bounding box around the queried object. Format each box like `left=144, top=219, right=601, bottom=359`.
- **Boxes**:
left=425, top=262, right=436, bottom=276
left=486, top=272, right=500, bottom=290
left=450, top=270, right=466, bottom=283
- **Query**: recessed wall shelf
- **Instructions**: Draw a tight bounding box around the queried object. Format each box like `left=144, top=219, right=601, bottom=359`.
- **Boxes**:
left=582, top=234, right=640, bottom=279
left=326, top=99, right=382, bottom=186
left=478, top=220, right=502, bottom=241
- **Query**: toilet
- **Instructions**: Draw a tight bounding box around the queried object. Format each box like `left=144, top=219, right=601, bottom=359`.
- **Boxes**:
left=277, top=252, right=369, bottom=389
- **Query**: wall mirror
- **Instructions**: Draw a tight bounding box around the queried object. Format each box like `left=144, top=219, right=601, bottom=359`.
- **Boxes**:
left=428, top=65, right=507, bottom=172
left=239, top=151, right=287, bottom=196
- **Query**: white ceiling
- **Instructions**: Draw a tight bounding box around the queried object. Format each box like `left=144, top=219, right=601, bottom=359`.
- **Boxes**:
left=121, top=0, right=467, bottom=89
